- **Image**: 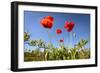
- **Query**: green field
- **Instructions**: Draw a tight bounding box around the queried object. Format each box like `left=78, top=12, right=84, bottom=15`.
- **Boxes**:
left=24, top=32, right=90, bottom=62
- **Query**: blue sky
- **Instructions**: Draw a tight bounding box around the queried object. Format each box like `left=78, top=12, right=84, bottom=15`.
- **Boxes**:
left=24, top=11, right=90, bottom=50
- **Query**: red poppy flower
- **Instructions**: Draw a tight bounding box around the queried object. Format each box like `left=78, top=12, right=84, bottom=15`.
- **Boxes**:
left=40, top=16, right=54, bottom=29
left=60, top=39, right=64, bottom=42
left=44, top=16, right=54, bottom=21
left=56, top=29, right=62, bottom=34
left=64, top=21, right=74, bottom=32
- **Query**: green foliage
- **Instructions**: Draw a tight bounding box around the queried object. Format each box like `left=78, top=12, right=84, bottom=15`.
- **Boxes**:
left=76, top=39, right=88, bottom=49
left=29, top=39, right=46, bottom=48
left=24, top=38, right=90, bottom=62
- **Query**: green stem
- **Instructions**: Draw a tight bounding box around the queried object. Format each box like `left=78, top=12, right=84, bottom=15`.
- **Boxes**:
left=70, top=32, right=72, bottom=48
left=46, top=29, right=52, bottom=46
left=66, top=33, right=68, bottom=48
left=45, top=29, right=52, bottom=61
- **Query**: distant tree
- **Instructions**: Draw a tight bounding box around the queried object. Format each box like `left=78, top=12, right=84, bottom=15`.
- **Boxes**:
left=24, top=32, right=30, bottom=42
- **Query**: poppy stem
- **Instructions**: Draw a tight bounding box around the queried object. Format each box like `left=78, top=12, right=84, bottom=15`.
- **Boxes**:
left=73, top=33, right=76, bottom=48
left=46, top=29, right=52, bottom=48
left=66, top=33, right=68, bottom=48
left=70, top=32, right=72, bottom=48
